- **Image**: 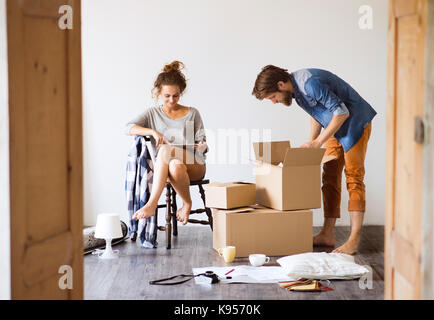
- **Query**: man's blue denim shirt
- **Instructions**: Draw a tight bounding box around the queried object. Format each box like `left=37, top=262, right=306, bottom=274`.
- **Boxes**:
left=289, top=68, right=377, bottom=152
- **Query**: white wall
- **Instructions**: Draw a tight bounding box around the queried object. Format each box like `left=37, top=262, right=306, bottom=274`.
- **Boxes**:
left=82, top=0, right=388, bottom=228
left=0, top=0, right=11, bottom=300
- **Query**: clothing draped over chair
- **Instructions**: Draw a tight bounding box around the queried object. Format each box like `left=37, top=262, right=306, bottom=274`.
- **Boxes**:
left=125, top=136, right=158, bottom=248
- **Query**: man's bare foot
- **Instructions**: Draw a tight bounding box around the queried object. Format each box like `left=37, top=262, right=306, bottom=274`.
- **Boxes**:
left=313, top=232, right=335, bottom=247
left=176, top=202, right=192, bottom=225
left=332, top=236, right=360, bottom=255
left=133, top=202, right=157, bottom=220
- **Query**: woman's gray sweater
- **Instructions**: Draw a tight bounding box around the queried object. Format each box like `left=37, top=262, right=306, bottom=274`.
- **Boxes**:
left=126, top=106, right=207, bottom=161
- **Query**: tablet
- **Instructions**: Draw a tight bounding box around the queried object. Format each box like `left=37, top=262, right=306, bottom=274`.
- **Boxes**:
left=171, top=144, right=196, bottom=149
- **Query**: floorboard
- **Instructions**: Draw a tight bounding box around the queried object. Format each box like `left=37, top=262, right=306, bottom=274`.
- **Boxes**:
left=84, top=226, right=384, bottom=300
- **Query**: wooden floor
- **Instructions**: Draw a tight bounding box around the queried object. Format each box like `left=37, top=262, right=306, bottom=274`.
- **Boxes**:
left=84, top=226, right=384, bottom=300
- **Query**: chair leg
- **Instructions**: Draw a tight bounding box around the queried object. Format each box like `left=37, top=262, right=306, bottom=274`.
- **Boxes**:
left=198, top=184, right=213, bottom=230
left=165, top=184, right=172, bottom=249
left=205, top=207, right=213, bottom=231
left=171, top=188, right=178, bottom=236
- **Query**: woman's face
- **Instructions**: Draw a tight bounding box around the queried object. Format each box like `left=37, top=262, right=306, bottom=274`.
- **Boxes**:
left=160, top=85, right=181, bottom=107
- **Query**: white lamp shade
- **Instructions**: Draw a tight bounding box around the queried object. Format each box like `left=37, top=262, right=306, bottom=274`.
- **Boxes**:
left=94, top=213, right=123, bottom=239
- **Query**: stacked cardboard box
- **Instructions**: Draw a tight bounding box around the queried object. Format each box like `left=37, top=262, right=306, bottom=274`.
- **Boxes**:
left=252, top=141, right=333, bottom=211
left=212, top=205, right=313, bottom=258
left=205, top=141, right=333, bottom=258
left=205, top=182, right=256, bottom=209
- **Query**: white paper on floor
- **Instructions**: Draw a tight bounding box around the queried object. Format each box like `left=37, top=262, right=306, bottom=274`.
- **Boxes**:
left=192, top=266, right=296, bottom=284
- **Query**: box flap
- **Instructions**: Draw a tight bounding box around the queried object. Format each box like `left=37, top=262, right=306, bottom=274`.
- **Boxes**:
left=282, top=148, right=326, bottom=167
left=249, top=204, right=267, bottom=209
left=224, top=207, right=255, bottom=214
left=321, top=154, right=337, bottom=164
left=205, top=182, right=254, bottom=188
left=220, top=205, right=266, bottom=214
left=226, top=182, right=255, bottom=188
left=253, top=141, right=291, bottom=165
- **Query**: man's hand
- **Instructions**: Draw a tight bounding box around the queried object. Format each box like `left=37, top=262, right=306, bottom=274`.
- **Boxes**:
left=300, top=139, right=322, bottom=148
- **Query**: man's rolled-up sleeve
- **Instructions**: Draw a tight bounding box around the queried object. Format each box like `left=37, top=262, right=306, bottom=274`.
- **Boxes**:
left=304, top=78, right=349, bottom=116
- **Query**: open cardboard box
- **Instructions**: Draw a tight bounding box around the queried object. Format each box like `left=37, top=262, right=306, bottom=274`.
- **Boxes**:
left=212, top=205, right=313, bottom=258
left=252, top=141, right=335, bottom=211
left=204, top=182, right=256, bottom=209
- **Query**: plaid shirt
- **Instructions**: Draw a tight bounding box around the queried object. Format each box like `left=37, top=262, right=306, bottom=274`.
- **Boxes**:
left=125, top=136, right=157, bottom=247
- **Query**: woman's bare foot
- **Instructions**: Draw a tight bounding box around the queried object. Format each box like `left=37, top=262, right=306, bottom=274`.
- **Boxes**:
left=313, top=232, right=335, bottom=247
left=332, top=235, right=360, bottom=255
left=176, top=202, right=192, bottom=225
left=133, top=202, right=157, bottom=220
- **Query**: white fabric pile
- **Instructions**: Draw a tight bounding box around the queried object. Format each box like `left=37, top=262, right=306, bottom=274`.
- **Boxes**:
left=277, top=252, right=370, bottom=280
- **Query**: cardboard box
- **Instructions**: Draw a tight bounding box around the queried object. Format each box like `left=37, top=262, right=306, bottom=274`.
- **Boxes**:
left=212, top=205, right=313, bottom=257
left=252, top=141, right=333, bottom=211
left=204, top=182, right=256, bottom=209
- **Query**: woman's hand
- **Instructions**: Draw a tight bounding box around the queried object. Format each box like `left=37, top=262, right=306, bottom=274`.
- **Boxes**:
left=194, top=140, right=208, bottom=154
left=152, top=130, right=169, bottom=147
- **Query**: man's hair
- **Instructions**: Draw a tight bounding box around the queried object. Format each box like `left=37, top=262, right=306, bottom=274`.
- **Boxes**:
left=252, top=65, right=290, bottom=100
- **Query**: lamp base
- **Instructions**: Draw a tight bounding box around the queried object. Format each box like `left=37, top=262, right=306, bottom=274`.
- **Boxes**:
left=96, top=239, right=119, bottom=259
left=98, top=249, right=119, bottom=259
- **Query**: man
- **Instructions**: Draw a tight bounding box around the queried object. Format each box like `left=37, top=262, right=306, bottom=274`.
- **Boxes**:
left=252, top=66, right=376, bottom=255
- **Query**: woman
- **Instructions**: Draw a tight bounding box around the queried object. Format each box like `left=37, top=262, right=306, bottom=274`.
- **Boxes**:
left=126, top=61, right=208, bottom=225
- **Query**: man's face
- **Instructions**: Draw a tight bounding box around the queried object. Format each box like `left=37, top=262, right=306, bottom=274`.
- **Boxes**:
left=265, top=89, right=293, bottom=106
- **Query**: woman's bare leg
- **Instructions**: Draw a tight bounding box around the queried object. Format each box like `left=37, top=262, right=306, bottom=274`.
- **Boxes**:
left=133, top=145, right=171, bottom=220
left=168, top=159, right=192, bottom=225
left=168, top=149, right=206, bottom=224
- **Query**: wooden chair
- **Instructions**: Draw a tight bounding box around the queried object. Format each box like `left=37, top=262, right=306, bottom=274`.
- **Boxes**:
left=143, top=136, right=213, bottom=249
left=156, top=180, right=213, bottom=249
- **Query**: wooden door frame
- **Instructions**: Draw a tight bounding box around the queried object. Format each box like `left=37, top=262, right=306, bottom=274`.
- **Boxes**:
left=422, top=0, right=434, bottom=300
left=0, top=0, right=11, bottom=300
left=386, top=0, right=434, bottom=300
left=6, top=0, right=83, bottom=299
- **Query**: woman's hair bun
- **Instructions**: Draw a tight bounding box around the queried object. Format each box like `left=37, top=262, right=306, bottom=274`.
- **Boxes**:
left=152, top=60, right=187, bottom=99
left=163, top=60, right=185, bottom=73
